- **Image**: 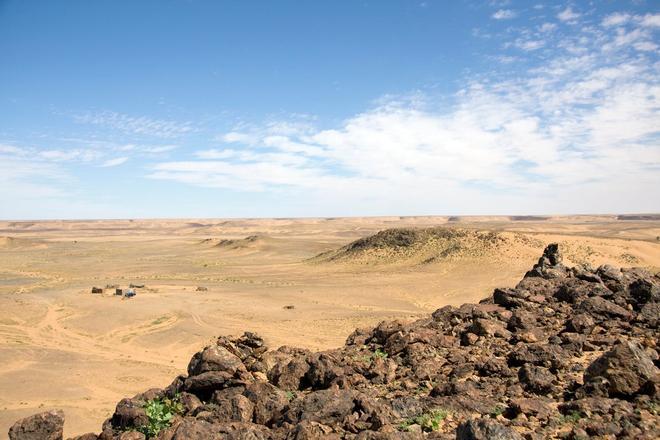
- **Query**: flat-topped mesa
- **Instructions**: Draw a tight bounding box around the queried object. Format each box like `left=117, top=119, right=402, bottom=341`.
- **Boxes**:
left=9, top=244, right=660, bottom=440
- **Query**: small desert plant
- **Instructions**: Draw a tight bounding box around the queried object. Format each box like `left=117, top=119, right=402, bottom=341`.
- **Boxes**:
left=559, top=410, right=582, bottom=424
left=398, top=408, right=448, bottom=432
left=138, top=395, right=184, bottom=438
left=285, top=391, right=296, bottom=401
left=372, top=348, right=388, bottom=359
left=489, top=405, right=505, bottom=418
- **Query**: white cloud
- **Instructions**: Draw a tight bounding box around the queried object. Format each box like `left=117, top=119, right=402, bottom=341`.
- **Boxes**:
left=514, top=39, right=545, bottom=51
left=558, top=7, right=580, bottom=23
left=148, top=16, right=660, bottom=215
left=74, top=111, right=195, bottom=138
left=602, top=12, right=631, bottom=27
left=38, top=149, right=102, bottom=162
left=100, top=157, right=129, bottom=167
left=640, top=13, right=660, bottom=28
left=140, top=145, right=178, bottom=154
left=222, top=131, right=257, bottom=144
left=492, top=9, right=516, bottom=20
left=539, top=23, right=557, bottom=32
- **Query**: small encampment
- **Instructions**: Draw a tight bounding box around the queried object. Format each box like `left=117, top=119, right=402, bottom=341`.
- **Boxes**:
left=115, top=288, right=123, bottom=295
left=91, top=287, right=103, bottom=294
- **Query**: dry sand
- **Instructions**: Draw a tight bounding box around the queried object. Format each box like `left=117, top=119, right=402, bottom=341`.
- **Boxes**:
left=0, top=215, right=659, bottom=437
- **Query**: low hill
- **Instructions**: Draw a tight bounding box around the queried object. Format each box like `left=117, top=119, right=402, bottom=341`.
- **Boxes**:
left=9, top=245, right=659, bottom=439
left=311, top=227, right=544, bottom=265
left=214, top=235, right=265, bottom=250
left=198, top=235, right=273, bottom=252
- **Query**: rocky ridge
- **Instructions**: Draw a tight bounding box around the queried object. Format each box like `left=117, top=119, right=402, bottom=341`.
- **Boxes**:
left=9, top=244, right=660, bottom=439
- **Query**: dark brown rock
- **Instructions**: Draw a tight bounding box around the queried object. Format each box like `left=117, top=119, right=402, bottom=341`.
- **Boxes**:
left=565, top=314, right=595, bottom=334
left=518, top=364, right=554, bottom=394
left=242, top=382, right=288, bottom=425
left=456, top=417, right=524, bottom=440
left=187, top=345, right=246, bottom=377
left=183, top=371, right=234, bottom=400
left=584, top=340, right=659, bottom=397
left=8, top=410, right=64, bottom=440
left=578, top=296, right=633, bottom=320
left=111, top=398, right=148, bottom=430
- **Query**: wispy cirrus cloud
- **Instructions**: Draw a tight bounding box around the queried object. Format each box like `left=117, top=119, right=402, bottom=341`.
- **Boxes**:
left=100, top=157, right=129, bottom=167
left=492, top=9, right=516, bottom=20
left=73, top=111, right=195, bottom=138
left=148, top=8, right=660, bottom=214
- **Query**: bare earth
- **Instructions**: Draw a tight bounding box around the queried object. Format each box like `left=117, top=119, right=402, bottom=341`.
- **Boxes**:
left=0, top=215, right=659, bottom=438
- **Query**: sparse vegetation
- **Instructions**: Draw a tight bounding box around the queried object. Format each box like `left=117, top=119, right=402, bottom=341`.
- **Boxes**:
left=398, top=408, right=449, bottom=432
left=138, top=395, right=184, bottom=438
left=489, top=405, right=505, bottom=418
left=372, top=348, right=388, bottom=359
left=559, top=410, right=582, bottom=424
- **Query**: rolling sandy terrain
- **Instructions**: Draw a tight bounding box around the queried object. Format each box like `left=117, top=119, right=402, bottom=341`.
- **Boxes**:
left=0, top=215, right=659, bottom=437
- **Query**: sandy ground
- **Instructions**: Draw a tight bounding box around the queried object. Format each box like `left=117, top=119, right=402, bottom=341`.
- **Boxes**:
left=0, top=215, right=659, bottom=437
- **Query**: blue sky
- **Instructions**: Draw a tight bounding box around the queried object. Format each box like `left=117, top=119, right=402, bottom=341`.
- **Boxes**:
left=1, top=0, right=659, bottom=219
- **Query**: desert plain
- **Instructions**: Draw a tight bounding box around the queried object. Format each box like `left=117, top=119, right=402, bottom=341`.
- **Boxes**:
left=0, top=215, right=659, bottom=438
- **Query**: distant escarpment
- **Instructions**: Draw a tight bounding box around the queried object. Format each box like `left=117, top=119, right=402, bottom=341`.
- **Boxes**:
left=311, top=227, right=543, bottom=265
left=10, top=245, right=660, bottom=439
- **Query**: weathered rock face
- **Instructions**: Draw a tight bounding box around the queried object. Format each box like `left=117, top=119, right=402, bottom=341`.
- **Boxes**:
left=456, top=418, right=524, bottom=440
left=10, top=244, right=660, bottom=439
left=8, top=410, right=64, bottom=440
left=584, top=340, right=659, bottom=397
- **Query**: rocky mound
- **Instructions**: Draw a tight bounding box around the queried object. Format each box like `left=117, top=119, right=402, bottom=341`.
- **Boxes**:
left=198, top=235, right=269, bottom=250
left=214, top=235, right=265, bottom=250
left=311, top=227, right=543, bottom=265
left=10, top=245, right=660, bottom=440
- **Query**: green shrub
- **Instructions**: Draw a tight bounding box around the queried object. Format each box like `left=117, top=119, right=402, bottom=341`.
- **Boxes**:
left=559, top=410, right=582, bottom=424
left=372, top=348, right=388, bottom=359
left=398, top=408, right=448, bottom=432
left=489, top=405, right=505, bottom=418
left=138, top=395, right=184, bottom=438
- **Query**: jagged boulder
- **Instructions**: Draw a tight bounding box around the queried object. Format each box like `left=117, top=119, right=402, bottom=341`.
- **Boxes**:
left=187, top=345, right=246, bottom=377
left=456, top=418, right=524, bottom=440
left=583, top=340, right=659, bottom=397
left=8, top=411, right=64, bottom=440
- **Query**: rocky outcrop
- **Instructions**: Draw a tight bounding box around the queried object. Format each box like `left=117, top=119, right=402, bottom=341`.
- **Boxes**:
left=9, top=245, right=660, bottom=439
